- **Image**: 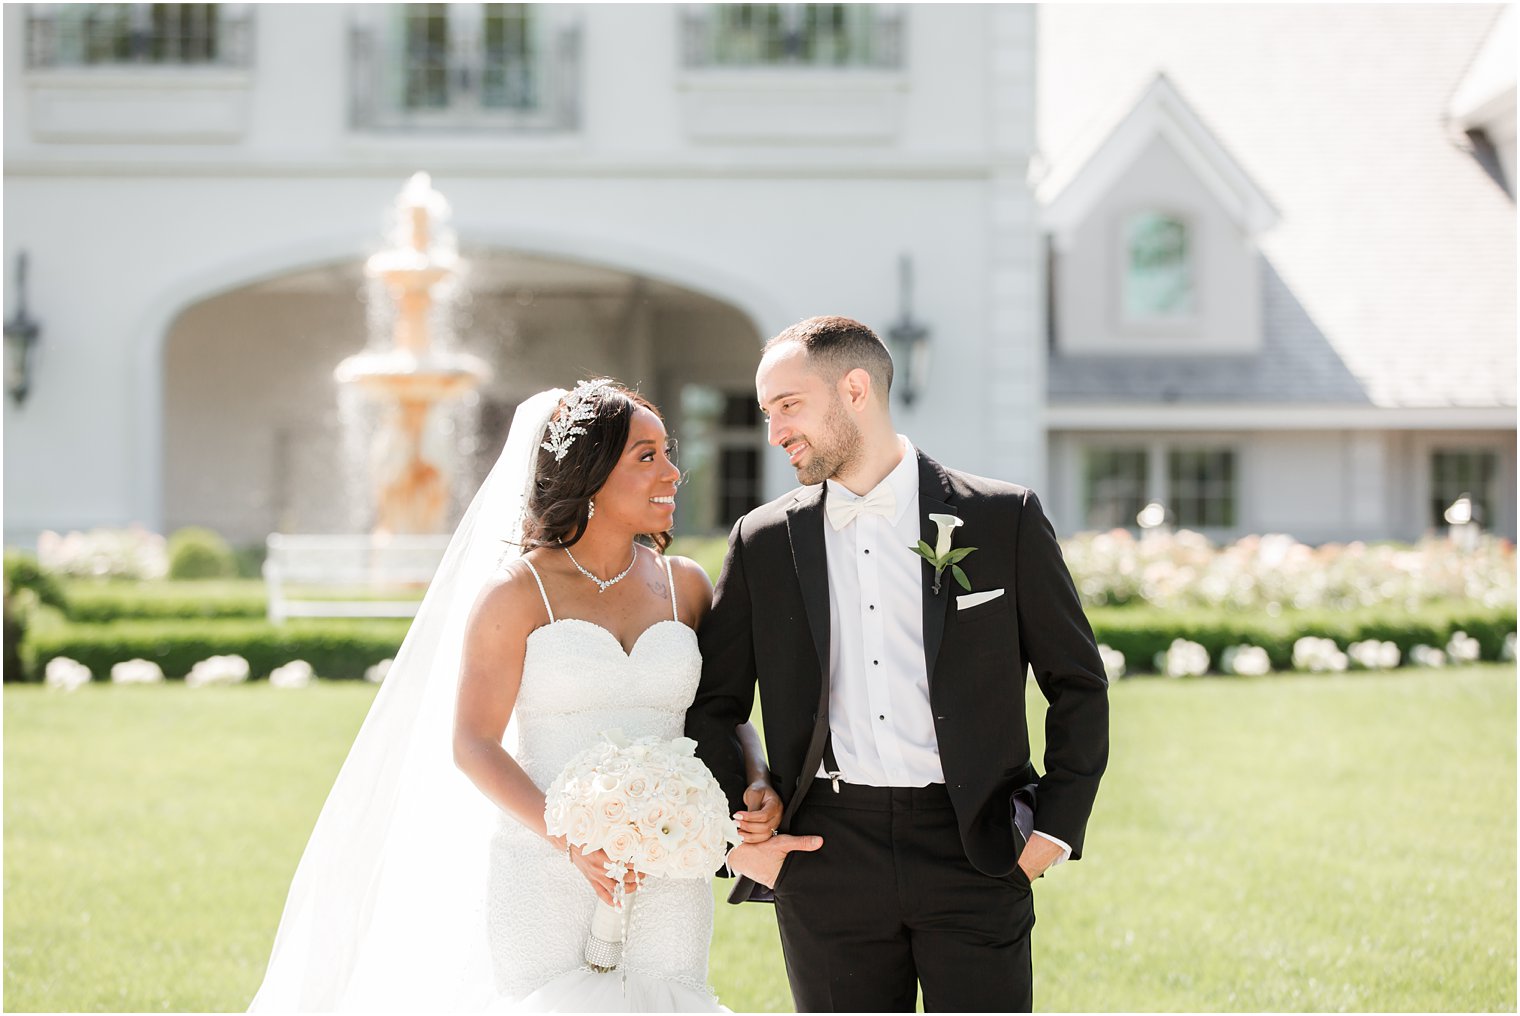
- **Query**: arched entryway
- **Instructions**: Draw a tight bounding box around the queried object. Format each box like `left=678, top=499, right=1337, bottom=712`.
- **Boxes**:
left=161, top=248, right=768, bottom=543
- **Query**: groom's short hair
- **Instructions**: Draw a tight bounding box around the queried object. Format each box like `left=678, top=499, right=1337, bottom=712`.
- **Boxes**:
left=764, top=316, right=894, bottom=400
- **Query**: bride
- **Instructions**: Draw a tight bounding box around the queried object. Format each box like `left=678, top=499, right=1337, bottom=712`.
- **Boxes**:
left=250, top=380, right=781, bottom=1012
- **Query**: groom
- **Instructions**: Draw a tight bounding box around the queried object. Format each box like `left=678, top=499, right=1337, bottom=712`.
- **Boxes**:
left=686, top=316, right=1109, bottom=1012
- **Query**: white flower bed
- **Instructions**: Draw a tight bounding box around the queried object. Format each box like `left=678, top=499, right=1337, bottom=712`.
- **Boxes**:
left=185, top=654, right=250, bottom=687
left=111, top=659, right=165, bottom=684
left=1155, top=639, right=1209, bottom=678
left=44, top=657, right=91, bottom=691
left=1221, top=645, right=1272, bottom=676
left=269, top=660, right=314, bottom=689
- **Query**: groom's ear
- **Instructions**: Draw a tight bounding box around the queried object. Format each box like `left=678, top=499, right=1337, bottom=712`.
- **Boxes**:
left=840, top=367, right=875, bottom=411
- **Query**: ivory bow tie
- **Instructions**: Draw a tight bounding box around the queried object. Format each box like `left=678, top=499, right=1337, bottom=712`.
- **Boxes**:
left=825, top=485, right=898, bottom=530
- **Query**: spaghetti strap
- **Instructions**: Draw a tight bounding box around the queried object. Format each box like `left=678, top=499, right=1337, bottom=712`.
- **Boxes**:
left=664, top=554, right=678, bottom=621
left=522, top=558, right=555, bottom=623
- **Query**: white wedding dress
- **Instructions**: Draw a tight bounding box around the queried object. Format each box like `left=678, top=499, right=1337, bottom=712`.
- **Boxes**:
left=493, top=552, right=724, bottom=1012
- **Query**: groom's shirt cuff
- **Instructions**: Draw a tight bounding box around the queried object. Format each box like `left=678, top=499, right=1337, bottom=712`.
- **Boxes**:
left=1032, top=830, right=1073, bottom=866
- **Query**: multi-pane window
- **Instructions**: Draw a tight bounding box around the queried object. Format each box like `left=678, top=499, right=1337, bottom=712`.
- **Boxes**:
left=1123, top=211, right=1194, bottom=320
left=1083, top=448, right=1149, bottom=530
left=1080, top=443, right=1238, bottom=531
left=1168, top=448, right=1236, bottom=528
left=683, top=4, right=902, bottom=68
left=353, top=4, right=577, bottom=131
left=677, top=386, right=766, bottom=533
left=26, top=4, right=250, bottom=67
left=1430, top=449, right=1497, bottom=528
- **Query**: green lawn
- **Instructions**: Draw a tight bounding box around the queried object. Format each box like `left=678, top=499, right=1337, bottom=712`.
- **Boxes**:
left=5, top=667, right=1514, bottom=1012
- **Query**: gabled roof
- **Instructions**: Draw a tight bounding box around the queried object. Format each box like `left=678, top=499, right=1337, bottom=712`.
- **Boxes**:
left=1038, top=74, right=1279, bottom=247
left=1037, top=3, right=1516, bottom=412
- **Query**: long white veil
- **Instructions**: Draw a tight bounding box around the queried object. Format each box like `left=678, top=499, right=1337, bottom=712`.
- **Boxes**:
left=250, top=388, right=566, bottom=1012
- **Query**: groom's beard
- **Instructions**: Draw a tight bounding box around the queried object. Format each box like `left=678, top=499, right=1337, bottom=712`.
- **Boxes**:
left=792, top=400, right=863, bottom=486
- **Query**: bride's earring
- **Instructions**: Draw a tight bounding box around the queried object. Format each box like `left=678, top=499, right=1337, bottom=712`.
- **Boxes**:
left=587, top=499, right=596, bottom=520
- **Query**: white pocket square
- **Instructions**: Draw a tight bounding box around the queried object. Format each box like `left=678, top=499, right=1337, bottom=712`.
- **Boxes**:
left=956, top=588, right=1005, bottom=610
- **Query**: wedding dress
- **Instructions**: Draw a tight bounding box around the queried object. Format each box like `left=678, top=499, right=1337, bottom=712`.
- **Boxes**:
left=248, top=389, right=726, bottom=1013
left=496, top=555, right=722, bottom=1011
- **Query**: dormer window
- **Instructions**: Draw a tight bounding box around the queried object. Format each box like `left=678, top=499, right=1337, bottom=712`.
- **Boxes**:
left=1123, top=210, right=1194, bottom=321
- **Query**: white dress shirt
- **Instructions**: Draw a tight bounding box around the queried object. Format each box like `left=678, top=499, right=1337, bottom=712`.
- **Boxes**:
left=815, top=435, right=1072, bottom=866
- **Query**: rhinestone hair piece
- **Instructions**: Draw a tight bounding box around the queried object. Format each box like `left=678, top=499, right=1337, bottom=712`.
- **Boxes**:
left=540, top=379, right=611, bottom=462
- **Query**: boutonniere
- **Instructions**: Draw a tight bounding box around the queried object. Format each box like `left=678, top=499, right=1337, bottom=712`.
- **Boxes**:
left=911, top=513, right=977, bottom=595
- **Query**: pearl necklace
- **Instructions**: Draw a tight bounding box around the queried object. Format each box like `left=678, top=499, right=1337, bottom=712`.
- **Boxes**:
left=561, top=542, right=638, bottom=593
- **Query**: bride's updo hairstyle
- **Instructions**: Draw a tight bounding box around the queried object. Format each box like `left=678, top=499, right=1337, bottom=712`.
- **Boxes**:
left=522, top=379, right=672, bottom=552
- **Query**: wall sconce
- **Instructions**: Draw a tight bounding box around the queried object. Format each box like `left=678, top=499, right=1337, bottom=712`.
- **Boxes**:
left=886, top=254, right=931, bottom=406
left=4, top=252, right=41, bottom=405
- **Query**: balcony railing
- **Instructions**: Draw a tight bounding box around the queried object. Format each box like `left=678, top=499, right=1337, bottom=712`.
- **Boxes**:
left=26, top=3, right=253, bottom=69
left=350, top=11, right=579, bottom=133
left=682, top=4, right=903, bottom=69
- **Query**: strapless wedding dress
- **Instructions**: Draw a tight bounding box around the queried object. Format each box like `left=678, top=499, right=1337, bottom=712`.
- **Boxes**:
left=489, top=557, right=724, bottom=1012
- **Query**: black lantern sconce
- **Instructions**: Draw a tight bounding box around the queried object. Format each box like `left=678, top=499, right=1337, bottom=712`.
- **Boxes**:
left=886, top=254, right=930, bottom=406
left=4, top=253, right=41, bottom=405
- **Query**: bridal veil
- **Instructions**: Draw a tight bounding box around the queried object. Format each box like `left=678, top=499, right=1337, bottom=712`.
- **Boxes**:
left=249, top=388, right=565, bottom=1012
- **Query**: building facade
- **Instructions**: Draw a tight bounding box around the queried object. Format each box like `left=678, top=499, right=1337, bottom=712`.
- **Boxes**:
left=3, top=3, right=1513, bottom=547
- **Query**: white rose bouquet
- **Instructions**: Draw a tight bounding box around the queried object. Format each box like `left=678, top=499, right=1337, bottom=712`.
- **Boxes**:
left=544, top=730, right=741, bottom=972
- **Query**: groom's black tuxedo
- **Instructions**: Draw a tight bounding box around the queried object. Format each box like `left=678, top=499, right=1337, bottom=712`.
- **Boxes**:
left=687, top=450, right=1109, bottom=932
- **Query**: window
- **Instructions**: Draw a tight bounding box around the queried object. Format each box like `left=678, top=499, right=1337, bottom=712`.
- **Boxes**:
left=1123, top=211, right=1194, bottom=320
left=1080, top=442, right=1239, bottom=532
left=26, top=3, right=251, bottom=67
left=1430, top=449, right=1497, bottom=528
left=1083, top=448, right=1149, bottom=530
left=352, top=4, right=578, bottom=131
left=677, top=386, right=766, bottom=533
left=683, top=4, right=902, bottom=68
left=1168, top=448, right=1235, bottom=528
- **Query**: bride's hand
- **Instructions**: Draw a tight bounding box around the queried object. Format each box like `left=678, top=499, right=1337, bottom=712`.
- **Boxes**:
left=552, top=836, right=641, bottom=905
left=736, top=781, right=783, bottom=843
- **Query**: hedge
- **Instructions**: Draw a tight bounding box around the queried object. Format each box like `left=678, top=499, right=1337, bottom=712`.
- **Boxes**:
left=27, top=618, right=413, bottom=682
left=24, top=602, right=1515, bottom=683
left=1087, top=603, right=1516, bottom=674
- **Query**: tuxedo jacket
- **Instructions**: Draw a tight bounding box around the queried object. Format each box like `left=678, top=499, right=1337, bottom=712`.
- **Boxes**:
left=685, top=450, right=1109, bottom=903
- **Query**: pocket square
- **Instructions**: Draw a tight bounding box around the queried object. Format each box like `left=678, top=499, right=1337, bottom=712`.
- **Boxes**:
left=956, top=588, right=1005, bottom=610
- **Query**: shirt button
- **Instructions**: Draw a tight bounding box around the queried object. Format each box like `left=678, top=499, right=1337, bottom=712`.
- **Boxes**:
left=869, top=605, right=875, bottom=610
left=873, top=660, right=879, bottom=665
left=863, top=549, right=870, bottom=554
left=878, top=714, right=885, bottom=720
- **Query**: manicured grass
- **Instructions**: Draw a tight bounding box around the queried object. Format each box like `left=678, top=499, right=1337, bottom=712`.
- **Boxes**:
left=5, top=667, right=1514, bottom=1011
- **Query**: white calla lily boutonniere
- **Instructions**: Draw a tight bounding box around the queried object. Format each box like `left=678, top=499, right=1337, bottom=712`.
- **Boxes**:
left=912, top=513, right=977, bottom=595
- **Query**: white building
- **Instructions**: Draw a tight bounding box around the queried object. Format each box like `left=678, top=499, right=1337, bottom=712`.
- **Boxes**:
left=3, top=3, right=1512, bottom=548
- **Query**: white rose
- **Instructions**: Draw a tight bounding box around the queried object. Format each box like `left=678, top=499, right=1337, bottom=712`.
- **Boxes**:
left=637, top=837, right=670, bottom=873
left=674, top=843, right=711, bottom=878
left=602, top=827, right=641, bottom=863
left=597, top=797, right=628, bottom=825
left=564, top=804, right=598, bottom=846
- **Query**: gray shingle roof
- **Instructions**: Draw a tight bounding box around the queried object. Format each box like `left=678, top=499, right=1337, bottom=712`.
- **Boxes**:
left=1038, top=4, right=1516, bottom=410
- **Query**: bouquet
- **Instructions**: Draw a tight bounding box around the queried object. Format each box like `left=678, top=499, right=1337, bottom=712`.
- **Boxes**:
left=544, top=730, right=741, bottom=972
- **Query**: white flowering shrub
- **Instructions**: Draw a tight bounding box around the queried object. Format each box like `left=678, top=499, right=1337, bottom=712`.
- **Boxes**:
left=1154, top=639, right=1209, bottom=678
left=1292, top=637, right=1348, bottom=672
left=1408, top=644, right=1447, bottom=668
left=36, top=527, right=168, bottom=581
left=1503, top=633, right=1517, bottom=662
left=365, top=658, right=393, bottom=684
left=1097, top=644, right=1127, bottom=681
left=1445, top=631, right=1482, bottom=664
left=1063, top=529, right=1515, bottom=612
left=185, top=654, right=250, bottom=687
left=111, top=659, right=165, bottom=684
left=270, top=660, right=314, bottom=688
left=1220, top=645, right=1271, bottom=676
left=44, top=657, right=91, bottom=691
left=1347, top=640, right=1400, bottom=671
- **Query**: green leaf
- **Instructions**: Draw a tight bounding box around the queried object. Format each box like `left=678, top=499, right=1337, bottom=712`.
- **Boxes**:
left=914, top=540, right=937, bottom=560
left=952, top=564, right=971, bottom=591
left=945, top=546, right=979, bottom=564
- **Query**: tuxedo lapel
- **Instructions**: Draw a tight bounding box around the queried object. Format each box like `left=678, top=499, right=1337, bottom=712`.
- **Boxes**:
left=917, top=452, right=957, bottom=685
left=786, top=485, right=831, bottom=677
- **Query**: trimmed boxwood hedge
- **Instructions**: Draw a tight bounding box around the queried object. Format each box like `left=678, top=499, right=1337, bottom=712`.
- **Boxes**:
left=28, top=618, right=413, bottom=682
left=23, top=602, right=1514, bottom=683
left=61, top=581, right=268, bottom=622
left=1087, top=603, right=1516, bottom=674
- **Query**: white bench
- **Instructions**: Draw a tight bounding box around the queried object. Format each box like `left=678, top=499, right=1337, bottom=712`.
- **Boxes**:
left=264, top=534, right=451, bottom=623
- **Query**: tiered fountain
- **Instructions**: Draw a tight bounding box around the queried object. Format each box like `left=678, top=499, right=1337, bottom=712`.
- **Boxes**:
left=265, top=173, right=491, bottom=621
left=337, top=172, right=491, bottom=535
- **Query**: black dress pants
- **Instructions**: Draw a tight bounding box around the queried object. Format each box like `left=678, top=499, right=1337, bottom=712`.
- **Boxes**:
left=771, top=780, right=1035, bottom=1013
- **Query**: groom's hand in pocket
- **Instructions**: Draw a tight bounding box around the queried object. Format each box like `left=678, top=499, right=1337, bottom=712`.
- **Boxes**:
left=726, top=833, right=823, bottom=890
